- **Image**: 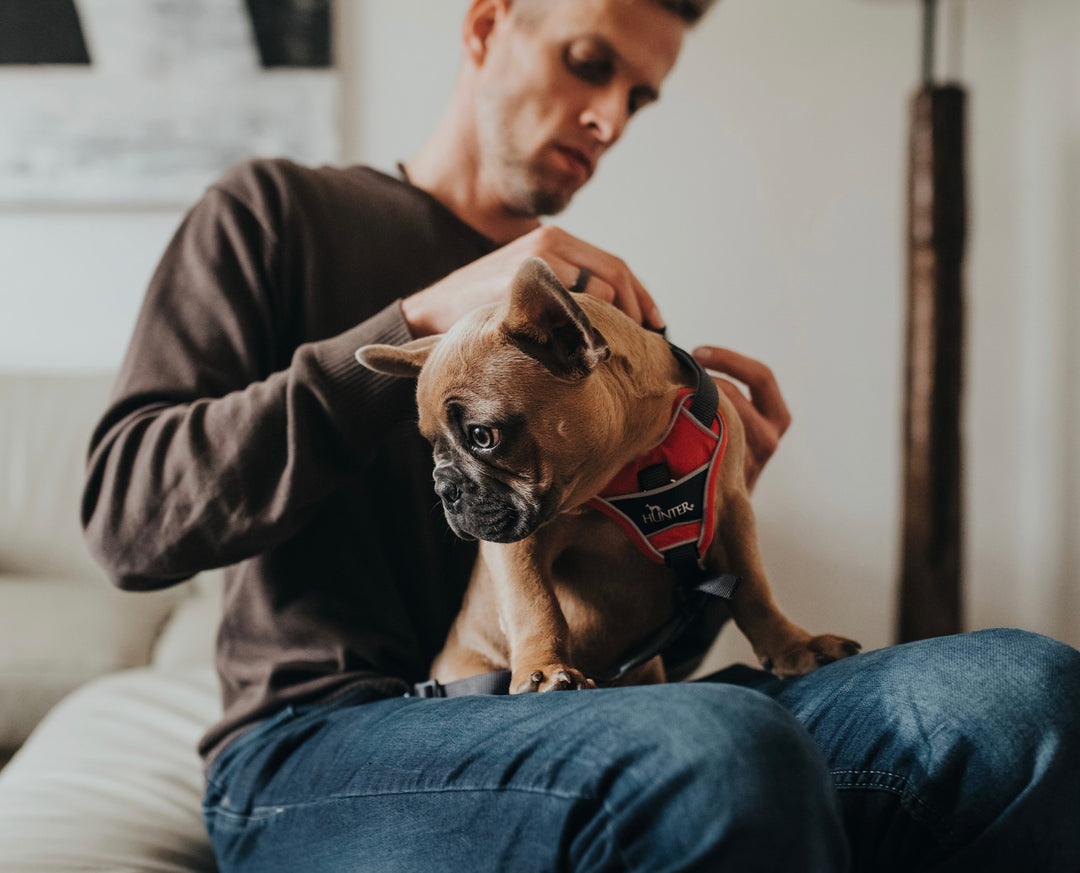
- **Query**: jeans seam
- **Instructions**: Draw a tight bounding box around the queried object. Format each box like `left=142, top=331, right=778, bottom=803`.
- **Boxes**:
left=205, top=777, right=629, bottom=868
left=204, top=804, right=285, bottom=825
left=831, top=768, right=954, bottom=845
left=205, top=782, right=599, bottom=822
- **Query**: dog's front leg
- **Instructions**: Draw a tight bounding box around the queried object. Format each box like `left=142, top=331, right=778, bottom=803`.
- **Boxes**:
left=481, top=539, right=595, bottom=693
left=711, top=492, right=860, bottom=677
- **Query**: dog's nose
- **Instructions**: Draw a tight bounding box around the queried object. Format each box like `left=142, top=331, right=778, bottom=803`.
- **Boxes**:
left=434, top=477, right=462, bottom=509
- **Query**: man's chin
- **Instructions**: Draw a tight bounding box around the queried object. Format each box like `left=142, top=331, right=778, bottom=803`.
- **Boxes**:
left=502, top=169, right=578, bottom=218
left=507, top=187, right=574, bottom=219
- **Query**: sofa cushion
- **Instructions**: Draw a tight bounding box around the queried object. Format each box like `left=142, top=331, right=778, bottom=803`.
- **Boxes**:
left=0, top=370, right=221, bottom=751
left=0, top=574, right=189, bottom=751
left=0, top=371, right=115, bottom=580
left=0, top=666, right=221, bottom=873
left=152, top=571, right=223, bottom=670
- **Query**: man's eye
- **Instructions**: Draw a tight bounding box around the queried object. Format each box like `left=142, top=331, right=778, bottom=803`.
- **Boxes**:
left=467, top=425, right=501, bottom=451
left=565, top=46, right=612, bottom=84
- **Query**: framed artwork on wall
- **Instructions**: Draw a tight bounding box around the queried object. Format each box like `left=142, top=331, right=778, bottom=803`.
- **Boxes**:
left=0, top=0, right=338, bottom=207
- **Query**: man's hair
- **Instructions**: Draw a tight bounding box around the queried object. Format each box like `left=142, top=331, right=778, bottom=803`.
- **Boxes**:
left=510, top=0, right=718, bottom=27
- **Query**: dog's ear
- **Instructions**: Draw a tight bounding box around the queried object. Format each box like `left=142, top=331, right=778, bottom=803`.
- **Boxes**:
left=355, top=335, right=441, bottom=378
left=501, top=257, right=610, bottom=381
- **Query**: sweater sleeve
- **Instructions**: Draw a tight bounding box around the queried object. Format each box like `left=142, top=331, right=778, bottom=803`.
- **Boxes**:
left=81, top=177, right=420, bottom=591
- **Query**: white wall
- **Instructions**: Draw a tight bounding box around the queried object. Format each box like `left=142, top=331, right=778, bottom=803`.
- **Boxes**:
left=963, top=0, right=1080, bottom=651
left=1, top=0, right=1076, bottom=656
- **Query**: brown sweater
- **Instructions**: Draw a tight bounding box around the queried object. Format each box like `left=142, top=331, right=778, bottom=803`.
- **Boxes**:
left=82, top=159, right=492, bottom=761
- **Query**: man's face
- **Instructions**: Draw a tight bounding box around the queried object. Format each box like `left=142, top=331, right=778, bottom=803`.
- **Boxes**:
left=474, top=0, right=685, bottom=217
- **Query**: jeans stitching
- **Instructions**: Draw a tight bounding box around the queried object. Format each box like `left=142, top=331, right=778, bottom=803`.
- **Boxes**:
left=205, top=804, right=286, bottom=825
left=204, top=783, right=596, bottom=826
left=832, top=769, right=911, bottom=777
left=830, top=768, right=953, bottom=845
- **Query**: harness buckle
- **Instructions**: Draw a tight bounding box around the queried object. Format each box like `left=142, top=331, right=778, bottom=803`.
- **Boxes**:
left=409, top=678, right=446, bottom=698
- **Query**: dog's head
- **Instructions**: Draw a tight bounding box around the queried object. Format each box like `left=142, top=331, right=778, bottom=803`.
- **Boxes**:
left=357, top=258, right=613, bottom=542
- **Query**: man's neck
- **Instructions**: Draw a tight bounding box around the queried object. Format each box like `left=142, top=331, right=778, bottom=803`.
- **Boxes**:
left=404, top=102, right=540, bottom=246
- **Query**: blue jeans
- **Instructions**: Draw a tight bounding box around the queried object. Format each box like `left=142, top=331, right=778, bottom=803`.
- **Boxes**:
left=203, top=629, right=1080, bottom=872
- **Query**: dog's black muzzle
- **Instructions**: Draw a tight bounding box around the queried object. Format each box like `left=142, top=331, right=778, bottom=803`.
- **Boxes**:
left=433, top=466, right=538, bottom=543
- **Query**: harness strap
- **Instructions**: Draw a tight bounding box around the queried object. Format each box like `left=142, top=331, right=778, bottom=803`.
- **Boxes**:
left=598, top=570, right=740, bottom=683
left=669, top=344, right=720, bottom=430
left=637, top=462, right=670, bottom=491
left=409, top=670, right=512, bottom=698
left=629, top=348, right=720, bottom=503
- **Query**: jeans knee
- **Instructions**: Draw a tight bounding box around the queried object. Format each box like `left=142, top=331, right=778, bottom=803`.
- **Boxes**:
left=573, top=684, right=847, bottom=871
left=875, top=629, right=1080, bottom=825
left=687, top=684, right=831, bottom=794
left=904, top=630, right=1080, bottom=862
left=1000, top=629, right=1080, bottom=753
left=609, top=683, right=825, bottom=784
left=951, top=628, right=1080, bottom=730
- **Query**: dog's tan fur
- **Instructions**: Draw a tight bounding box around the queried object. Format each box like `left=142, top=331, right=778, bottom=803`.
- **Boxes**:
left=358, top=258, right=858, bottom=693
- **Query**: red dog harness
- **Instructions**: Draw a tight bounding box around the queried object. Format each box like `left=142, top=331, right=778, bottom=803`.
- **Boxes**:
left=587, top=387, right=727, bottom=565
left=586, top=344, right=737, bottom=594
left=586, top=344, right=741, bottom=604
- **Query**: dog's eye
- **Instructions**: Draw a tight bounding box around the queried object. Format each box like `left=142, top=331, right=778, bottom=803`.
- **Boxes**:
left=467, top=425, right=501, bottom=451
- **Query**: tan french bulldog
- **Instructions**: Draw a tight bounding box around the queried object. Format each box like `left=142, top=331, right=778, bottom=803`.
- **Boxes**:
left=357, top=258, right=859, bottom=693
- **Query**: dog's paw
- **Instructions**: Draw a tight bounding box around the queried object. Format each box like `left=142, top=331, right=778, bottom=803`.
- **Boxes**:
left=511, top=666, right=596, bottom=693
left=759, top=634, right=861, bottom=678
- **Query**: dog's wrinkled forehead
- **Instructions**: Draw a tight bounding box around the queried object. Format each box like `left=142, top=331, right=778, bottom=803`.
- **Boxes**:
left=416, top=311, right=540, bottom=420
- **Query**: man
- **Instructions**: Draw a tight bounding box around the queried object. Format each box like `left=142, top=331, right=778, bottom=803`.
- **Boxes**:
left=82, top=1, right=1080, bottom=871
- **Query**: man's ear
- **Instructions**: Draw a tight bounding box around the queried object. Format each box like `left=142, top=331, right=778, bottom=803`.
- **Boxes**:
left=462, top=0, right=508, bottom=64
left=501, top=257, right=610, bottom=381
left=355, top=335, right=442, bottom=379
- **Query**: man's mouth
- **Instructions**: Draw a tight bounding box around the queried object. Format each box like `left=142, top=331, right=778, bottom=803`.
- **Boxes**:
left=552, top=145, right=594, bottom=182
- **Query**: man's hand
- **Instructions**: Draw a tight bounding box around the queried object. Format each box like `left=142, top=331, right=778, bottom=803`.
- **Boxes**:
left=401, top=225, right=665, bottom=337
left=693, top=346, right=791, bottom=493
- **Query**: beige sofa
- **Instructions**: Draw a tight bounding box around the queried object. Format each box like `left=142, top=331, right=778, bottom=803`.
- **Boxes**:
left=0, top=372, right=221, bottom=872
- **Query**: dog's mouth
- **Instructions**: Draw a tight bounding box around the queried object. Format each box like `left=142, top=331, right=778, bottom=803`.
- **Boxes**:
left=435, top=472, right=550, bottom=544
left=445, top=498, right=539, bottom=544
left=447, top=508, right=531, bottom=544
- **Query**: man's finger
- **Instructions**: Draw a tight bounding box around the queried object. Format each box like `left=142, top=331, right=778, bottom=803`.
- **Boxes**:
left=565, top=249, right=644, bottom=325
left=540, top=230, right=661, bottom=328
left=716, top=379, right=777, bottom=491
left=544, top=254, right=618, bottom=306
left=583, top=275, right=618, bottom=306
left=694, top=346, right=791, bottom=431
left=604, top=270, right=645, bottom=325
left=717, top=379, right=770, bottom=449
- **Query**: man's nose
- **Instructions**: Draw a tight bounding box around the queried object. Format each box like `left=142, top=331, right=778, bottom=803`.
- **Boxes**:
left=581, top=90, right=627, bottom=146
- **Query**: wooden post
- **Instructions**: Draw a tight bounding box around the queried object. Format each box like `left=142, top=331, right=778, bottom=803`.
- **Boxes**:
left=897, top=83, right=967, bottom=642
